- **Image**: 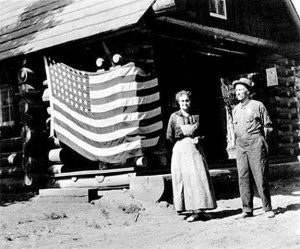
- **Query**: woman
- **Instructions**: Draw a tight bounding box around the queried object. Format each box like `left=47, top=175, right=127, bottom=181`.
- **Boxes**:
left=166, top=90, right=217, bottom=222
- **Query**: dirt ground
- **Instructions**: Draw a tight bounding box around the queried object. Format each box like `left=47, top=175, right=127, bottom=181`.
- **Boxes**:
left=1, top=175, right=300, bottom=249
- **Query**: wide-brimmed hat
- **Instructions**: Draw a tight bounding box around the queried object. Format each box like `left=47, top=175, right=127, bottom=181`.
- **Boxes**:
left=232, top=78, right=254, bottom=89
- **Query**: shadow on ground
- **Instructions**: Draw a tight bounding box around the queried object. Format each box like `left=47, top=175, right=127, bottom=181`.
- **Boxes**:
left=0, top=192, right=38, bottom=206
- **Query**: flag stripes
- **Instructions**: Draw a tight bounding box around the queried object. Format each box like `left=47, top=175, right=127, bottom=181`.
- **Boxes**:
left=46, top=58, right=162, bottom=163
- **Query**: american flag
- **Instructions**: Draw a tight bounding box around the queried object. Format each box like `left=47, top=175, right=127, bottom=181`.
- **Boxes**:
left=45, top=58, right=162, bottom=163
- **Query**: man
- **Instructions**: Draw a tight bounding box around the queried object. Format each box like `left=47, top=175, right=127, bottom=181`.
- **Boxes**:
left=232, top=78, right=275, bottom=219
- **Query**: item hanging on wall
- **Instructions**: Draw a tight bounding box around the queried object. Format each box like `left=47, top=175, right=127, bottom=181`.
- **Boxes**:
left=44, top=57, right=162, bottom=163
left=266, top=67, right=278, bottom=87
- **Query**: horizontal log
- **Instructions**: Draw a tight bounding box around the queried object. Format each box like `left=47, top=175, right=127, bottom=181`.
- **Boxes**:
left=276, top=118, right=299, bottom=125
left=270, top=145, right=295, bottom=156
left=48, top=164, right=64, bottom=174
left=0, top=174, right=42, bottom=192
left=0, top=166, right=24, bottom=178
left=18, top=98, right=44, bottom=115
left=21, top=126, right=48, bottom=153
left=275, top=130, right=299, bottom=137
left=48, top=148, right=63, bottom=163
left=276, top=135, right=294, bottom=143
left=273, top=65, right=294, bottom=77
left=19, top=87, right=42, bottom=98
left=129, top=174, right=172, bottom=202
left=273, top=112, right=292, bottom=119
left=134, top=156, right=148, bottom=167
left=42, top=88, right=49, bottom=102
left=0, top=177, right=25, bottom=193
left=156, top=17, right=281, bottom=49
left=271, top=107, right=298, bottom=114
left=277, top=77, right=295, bottom=87
left=259, top=55, right=295, bottom=67
left=0, top=152, right=23, bottom=167
left=0, top=125, right=20, bottom=139
left=46, top=172, right=136, bottom=189
left=270, top=96, right=299, bottom=108
left=270, top=86, right=296, bottom=97
left=0, top=137, right=22, bottom=153
left=277, top=123, right=300, bottom=132
left=47, top=147, right=98, bottom=169
left=18, top=67, right=37, bottom=84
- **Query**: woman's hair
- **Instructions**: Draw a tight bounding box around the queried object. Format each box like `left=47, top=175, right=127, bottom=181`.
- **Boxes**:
left=175, top=90, right=192, bottom=102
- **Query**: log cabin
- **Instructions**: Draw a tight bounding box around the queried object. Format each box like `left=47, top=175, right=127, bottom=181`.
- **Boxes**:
left=0, top=0, right=299, bottom=194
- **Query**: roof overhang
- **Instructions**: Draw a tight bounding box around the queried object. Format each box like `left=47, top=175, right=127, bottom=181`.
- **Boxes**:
left=0, top=0, right=160, bottom=62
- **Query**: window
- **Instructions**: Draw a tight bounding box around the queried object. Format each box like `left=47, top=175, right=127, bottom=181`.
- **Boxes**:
left=209, top=0, right=227, bottom=19
left=0, top=84, right=14, bottom=126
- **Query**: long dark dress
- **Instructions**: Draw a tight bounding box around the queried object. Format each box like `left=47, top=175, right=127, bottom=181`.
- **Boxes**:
left=166, top=110, right=217, bottom=212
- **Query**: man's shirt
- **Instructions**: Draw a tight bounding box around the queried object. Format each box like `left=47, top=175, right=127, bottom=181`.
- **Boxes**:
left=232, top=99, right=272, bottom=138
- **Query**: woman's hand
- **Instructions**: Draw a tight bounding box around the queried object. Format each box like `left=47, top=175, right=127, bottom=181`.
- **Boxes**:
left=192, top=136, right=199, bottom=144
left=192, top=136, right=204, bottom=144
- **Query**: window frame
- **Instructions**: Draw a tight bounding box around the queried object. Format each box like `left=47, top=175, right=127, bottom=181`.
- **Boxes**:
left=0, top=84, right=15, bottom=127
left=209, top=0, right=227, bottom=20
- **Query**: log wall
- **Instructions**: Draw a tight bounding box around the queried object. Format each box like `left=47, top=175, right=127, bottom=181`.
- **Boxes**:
left=0, top=61, right=48, bottom=193
left=259, top=54, right=300, bottom=158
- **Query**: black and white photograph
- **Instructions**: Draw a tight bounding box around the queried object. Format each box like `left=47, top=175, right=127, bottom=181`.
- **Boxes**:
left=0, top=0, right=300, bottom=248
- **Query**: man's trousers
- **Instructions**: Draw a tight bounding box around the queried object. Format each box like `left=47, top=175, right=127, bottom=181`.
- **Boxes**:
left=236, top=134, right=272, bottom=213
